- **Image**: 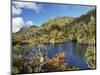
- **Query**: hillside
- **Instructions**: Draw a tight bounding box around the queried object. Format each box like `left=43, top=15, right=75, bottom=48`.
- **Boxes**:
left=42, top=17, right=74, bottom=27
left=12, top=8, right=96, bottom=46
left=12, top=8, right=96, bottom=74
left=73, top=8, right=96, bottom=24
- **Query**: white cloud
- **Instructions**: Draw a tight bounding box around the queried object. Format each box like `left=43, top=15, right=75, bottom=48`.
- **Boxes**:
left=12, top=5, right=22, bottom=15
left=12, top=17, right=24, bottom=33
left=12, top=1, right=41, bottom=13
left=12, top=1, right=40, bottom=32
left=26, top=20, right=34, bottom=27
left=12, top=17, right=35, bottom=33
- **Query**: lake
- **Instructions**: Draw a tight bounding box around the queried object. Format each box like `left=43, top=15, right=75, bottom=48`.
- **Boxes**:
left=27, top=42, right=89, bottom=70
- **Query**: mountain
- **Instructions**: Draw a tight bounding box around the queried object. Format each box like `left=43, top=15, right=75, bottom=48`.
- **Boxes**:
left=12, top=8, right=96, bottom=45
left=73, top=8, right=96, bottom=24
left=42, top=16, right=74, bottom=29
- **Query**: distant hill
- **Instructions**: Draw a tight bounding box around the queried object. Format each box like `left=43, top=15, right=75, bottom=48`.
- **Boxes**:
left=12, top=8, right=96, bottom=45
left=16, top=8, right=96, bottom=33
left=73, top=8, right=96, bottom=24
left=42, top=16, right=74, bottom=28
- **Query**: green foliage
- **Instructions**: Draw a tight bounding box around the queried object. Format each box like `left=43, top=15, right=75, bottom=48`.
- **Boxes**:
left=12, top=66, right=19, bottom=75
left=12, top=45, right=29, bottom=56
left=85, top=46, right=96, bottom=69
left=13, top=8, right=96, bottom=44
left=12, top=8, right=96, bottom=74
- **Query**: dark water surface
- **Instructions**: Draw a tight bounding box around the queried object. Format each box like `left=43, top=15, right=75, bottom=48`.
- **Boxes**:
left=28, top=42, right=89, bottom=70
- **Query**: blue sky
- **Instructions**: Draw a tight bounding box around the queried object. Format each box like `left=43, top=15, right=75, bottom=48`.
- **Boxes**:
left=12, top=1, right=94, bottom=33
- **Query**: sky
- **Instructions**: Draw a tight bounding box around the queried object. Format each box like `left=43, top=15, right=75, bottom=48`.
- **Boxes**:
left=12, top=1, right=95, bottom=33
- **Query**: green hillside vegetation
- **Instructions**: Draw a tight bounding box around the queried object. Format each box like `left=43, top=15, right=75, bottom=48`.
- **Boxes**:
left=85, top=46, right=96, bottom=69
left=12, top=8, right=96, bottom=74
left=13, top=8, right=96, bottom=45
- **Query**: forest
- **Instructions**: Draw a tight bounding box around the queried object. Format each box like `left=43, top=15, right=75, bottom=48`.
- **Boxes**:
left=12, top=8, right=96, bottom=74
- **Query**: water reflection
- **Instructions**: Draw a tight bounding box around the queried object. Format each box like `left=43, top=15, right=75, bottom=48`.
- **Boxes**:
left=28, top=42, right=89, bottom=69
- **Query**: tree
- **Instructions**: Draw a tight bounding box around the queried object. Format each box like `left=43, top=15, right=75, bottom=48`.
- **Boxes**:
left=85, top=46, right=96, bottom=69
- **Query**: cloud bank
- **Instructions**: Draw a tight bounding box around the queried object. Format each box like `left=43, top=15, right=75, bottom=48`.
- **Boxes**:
left=12, top=17, right=24, bottom=33
left=12, top=5, right=22, bottom=15
left=12, top=1, right=43, bottom=33
left=26, top=20, right=34, bottom=27
left=12, top=17, right=34, bottom=33
left=12, top=1, right=41, bottom=15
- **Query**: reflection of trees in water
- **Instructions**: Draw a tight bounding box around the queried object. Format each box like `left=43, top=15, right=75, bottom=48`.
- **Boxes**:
left=13, top=41, right=88, bottom=74
left=72, top=42, right=87, bottom=58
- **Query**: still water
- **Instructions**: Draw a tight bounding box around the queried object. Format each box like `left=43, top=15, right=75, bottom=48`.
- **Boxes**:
left=28, top=42, right=89, bottom=70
